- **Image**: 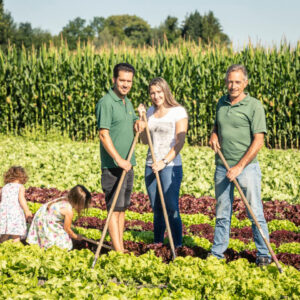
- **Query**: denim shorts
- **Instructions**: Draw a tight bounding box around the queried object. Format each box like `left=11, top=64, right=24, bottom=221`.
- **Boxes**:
left=101, top=168, right=134, bottom=212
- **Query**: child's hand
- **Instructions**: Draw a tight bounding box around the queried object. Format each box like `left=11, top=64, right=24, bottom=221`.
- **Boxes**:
left=25, top=210, right=33, bottom=219
left=76, top=234, right=83, bottom=241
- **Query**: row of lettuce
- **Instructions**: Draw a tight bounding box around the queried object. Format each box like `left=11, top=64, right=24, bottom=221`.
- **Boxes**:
left=27, top=202, right=300, bottom=256
left=1, top=241, right=299, bottom=299
left=1, top=136, right=299, bottom=203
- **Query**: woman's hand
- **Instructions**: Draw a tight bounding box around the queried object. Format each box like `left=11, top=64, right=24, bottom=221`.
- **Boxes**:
left=152, top=160, right=166, bottom=172
left=137, top=104, right=146, bottom=119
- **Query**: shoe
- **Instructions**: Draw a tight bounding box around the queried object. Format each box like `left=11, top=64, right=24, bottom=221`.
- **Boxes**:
left=256, top=256, right=271, bottom=267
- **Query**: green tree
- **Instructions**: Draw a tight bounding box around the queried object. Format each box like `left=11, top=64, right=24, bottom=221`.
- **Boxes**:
left=163, top=16, right=181, bottom=43
left=90, top=16, right=105, bottom=37
left=182, top=10, right=229, bottom=45
left=31, top=28, right=53, bottom=48
left=0, top=0, right=17, bottom=50
left=182, top=10, right=203, bottom=42
left=152, top=16, right=181, bottom=45
left=201, top=11, right=230, bottom=44
left=105, top=15, right=151, bottom=46
left=14, top=22, right=33, bottom=48
left=60, top=17, right=94, bottom=50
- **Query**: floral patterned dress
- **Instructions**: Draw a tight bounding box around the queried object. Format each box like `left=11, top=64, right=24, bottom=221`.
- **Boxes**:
left=0, top=183, right=27, bottom=237
left=27, top=198, right=73, bottom=250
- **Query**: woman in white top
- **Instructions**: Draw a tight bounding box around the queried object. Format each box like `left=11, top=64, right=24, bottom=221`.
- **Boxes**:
left=138, top=77, right=188, bottom=247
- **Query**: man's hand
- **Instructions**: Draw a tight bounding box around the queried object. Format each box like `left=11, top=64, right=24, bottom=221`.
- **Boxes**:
left=134, top=120, right=145, bottom=133
left=209, top=132, right=220, bottom=153
left=116, top=157, right=132, bottom=172
left=226, top=164, right=243, bottom=182
left=152, top=160, right=165, bottom=173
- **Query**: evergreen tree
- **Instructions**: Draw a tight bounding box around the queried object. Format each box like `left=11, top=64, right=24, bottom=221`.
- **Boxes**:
left=182, top=10, right=229, bottom=45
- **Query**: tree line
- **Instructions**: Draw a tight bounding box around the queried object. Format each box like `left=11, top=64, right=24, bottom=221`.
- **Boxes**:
left=0, top=0, right=229, bottom=50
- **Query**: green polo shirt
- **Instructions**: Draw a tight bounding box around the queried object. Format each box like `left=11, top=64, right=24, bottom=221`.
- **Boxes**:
left=215, top=94, right=267, bottom=167
left=95, top=88, right=138, bottom=168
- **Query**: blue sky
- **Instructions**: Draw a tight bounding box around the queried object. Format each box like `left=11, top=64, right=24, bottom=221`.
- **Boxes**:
left=4, top=0, right=300, bottom=48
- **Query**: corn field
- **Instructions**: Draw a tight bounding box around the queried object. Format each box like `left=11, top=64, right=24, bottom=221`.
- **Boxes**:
left=0, top=42, right=299, bottom=148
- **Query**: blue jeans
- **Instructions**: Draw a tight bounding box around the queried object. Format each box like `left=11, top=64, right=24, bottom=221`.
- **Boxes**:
left=145, top=165, right=183, bottom=247
left=211, top=163, right=271, bottom=259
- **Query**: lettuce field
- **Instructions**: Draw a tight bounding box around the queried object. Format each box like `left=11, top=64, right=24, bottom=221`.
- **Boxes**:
left=0, top=135, right=299, bottom=203
left=0, top=135, right=299, bottom=298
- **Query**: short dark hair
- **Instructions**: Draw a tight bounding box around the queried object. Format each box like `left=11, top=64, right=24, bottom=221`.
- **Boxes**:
left=113, top=63, right=135, bottom=79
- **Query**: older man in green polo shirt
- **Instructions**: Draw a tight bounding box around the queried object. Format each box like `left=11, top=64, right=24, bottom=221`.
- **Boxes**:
left=95, top=63, right=144, bottom=253
left=209, top=64, right=271, bottom=266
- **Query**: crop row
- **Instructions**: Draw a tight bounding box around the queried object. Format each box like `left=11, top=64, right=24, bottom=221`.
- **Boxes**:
left=1, top=136, right=299, bottom=203
left=27, top=201, right=300, bottom=232
left=73, top=225, right=300, bottom=255
left=24, top=187, right=300, bottom=225
left=74, top=217, right=300, bottom=248
left=25, top=200, right=300, bottom=269
left=71, top=239, right=300, bottom=271
left=1, top=43, right=299, bottom=148
left=1, top=242, right=299, bottom=299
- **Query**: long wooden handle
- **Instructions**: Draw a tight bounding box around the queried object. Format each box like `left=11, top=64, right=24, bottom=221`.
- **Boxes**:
left=92, top=132, right=140, bottom=268
left=81, top=236, right=112, bottom=250
left=142, top=112, right=176, bottom=260
left=216, top=149, right=283, bottom=273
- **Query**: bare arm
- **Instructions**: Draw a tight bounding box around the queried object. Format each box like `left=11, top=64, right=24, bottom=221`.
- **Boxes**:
left=99, top=129, right=131, bottom=172
left=18, top=185, right=32, bottom=219
left=152, top=118, right=188, bottom=172
left=209, top=124, right=221, bottom=152
left=60, top=208, right=82, bottom=240
left=226, top=133, right=265, bottom=181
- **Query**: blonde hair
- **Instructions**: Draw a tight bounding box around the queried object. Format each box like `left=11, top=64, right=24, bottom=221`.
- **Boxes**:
left=4, top=166, right=28, bottom=185
left=148, top=77, right=180, bottom=108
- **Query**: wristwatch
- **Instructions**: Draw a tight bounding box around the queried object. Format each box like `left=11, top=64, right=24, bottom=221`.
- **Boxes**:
left=162, top=158, right=169, bottom=166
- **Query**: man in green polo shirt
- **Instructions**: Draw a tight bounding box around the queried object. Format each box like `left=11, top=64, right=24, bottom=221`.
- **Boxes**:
left=95, top=63, right=144, bottom=253
left=209, top=64, right=271, bottom=266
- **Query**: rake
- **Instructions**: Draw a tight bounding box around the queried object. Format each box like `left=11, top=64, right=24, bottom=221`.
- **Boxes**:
left=217, top=148, right=283, bottom=273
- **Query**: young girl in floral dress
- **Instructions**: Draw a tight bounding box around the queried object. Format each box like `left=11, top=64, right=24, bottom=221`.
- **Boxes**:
left=0, top=166, right=32, bottom=243
left=27, top=185, right=91, bottom=250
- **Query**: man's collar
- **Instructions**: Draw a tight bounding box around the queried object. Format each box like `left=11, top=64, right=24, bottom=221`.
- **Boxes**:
left=109, top=88, right=128, bottom=102
left=225, top=93, right=250, bottom=106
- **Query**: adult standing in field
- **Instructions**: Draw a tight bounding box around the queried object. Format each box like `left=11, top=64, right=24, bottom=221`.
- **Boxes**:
left=209, top=64, right=271, bottom=266
left=138, top=77, right=188, bottom=248
left=95, top=63, right=145, bottom=253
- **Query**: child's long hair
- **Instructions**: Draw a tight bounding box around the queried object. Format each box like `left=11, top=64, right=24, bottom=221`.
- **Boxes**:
left=68, top=185, right=91, bottom=215
left=4, top=166, right=28, bottom=185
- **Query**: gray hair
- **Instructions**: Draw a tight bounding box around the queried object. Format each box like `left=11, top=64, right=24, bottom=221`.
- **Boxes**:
left=225, top=64, right=248, bottom=81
